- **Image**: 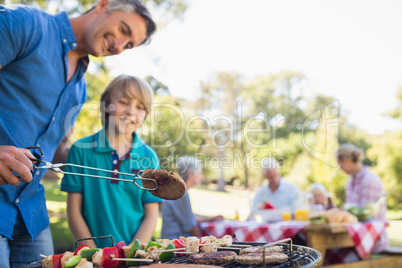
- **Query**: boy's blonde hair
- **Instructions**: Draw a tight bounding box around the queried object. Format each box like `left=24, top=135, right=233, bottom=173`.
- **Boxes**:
left=100, top=75, right=154, bottom=126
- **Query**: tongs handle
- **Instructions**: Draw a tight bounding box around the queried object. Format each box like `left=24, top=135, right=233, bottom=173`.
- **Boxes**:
left=57, top=163, right=158, bottom=191
left=25, top=145, right=158, bottom=191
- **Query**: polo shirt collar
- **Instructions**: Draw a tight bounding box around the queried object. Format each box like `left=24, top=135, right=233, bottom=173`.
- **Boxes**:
left=94, top=128, right=147, bottom=158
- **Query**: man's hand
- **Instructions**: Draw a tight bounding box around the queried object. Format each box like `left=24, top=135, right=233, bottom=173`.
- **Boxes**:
left=0, top=146, right=35, bottom=185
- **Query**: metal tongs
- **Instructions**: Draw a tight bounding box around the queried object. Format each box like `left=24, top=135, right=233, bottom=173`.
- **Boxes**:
left=26, top=146, right=158, bottom=191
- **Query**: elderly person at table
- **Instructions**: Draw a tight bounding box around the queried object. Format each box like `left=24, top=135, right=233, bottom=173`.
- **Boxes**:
left=336, top=143, right=389, bottom=252
left=161, top=156, right=224, bottom=239
left=251, top=158, right=301, bottom=216
left=309, top=182, right=336, bottom=211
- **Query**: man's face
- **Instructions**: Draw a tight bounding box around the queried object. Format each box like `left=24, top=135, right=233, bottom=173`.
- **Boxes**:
left=84, top=10, right=147, bottom=57
left=264, top=169, right=280, bottom=183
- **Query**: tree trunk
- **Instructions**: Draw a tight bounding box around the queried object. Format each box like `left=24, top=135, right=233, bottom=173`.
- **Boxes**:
left=217, top=148, right=225, bottom=191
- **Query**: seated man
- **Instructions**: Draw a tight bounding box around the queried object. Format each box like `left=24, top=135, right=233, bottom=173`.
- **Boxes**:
left=161, top=156, right=223, bottom=239
left=251, top=158, right=301, bottom=216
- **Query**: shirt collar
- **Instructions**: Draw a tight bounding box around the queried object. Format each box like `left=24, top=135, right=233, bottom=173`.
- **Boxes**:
left=94, top=128, right=147, bottom=158
left=353, top=166, right=368, bottom=180
left=54, top=12, right=89, bottom=66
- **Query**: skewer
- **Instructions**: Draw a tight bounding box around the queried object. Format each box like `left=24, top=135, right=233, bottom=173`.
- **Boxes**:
left=156, top=248, right=183, bottom=253
left=200, top=243, right=252, bottom=247
left=227, top=244, right=252, bottom=247
left=112, top=257, right=153, bottom=262
left=39, top=254, right=47, bottom=258
left=172, top=251, right=195, bottom=254
left=217, top=247, right=243, bottom=250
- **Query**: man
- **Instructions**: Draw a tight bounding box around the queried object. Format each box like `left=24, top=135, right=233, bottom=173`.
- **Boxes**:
left=0, top=1, right=156, bottom=266
left=161, top=156, right=223, bottom=239
left=251, top=158, right=301, bottom=216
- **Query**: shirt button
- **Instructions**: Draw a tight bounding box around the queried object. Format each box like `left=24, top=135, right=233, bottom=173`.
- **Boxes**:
left=72, top=42, right=77, bottom=48
left=111, top=152, right=115, bottom=155
left=15, top=198, right=20, bottom=204
left=113, top=160, right=118, bottom=164
left=52, top=117, right=55, bottom=121
left=63, top=39, right=67, bottom=43
left=36, top=171, right=40, bottom=176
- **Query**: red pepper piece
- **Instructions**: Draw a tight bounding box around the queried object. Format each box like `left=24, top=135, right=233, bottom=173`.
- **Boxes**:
left=142, top=244, right=146, bottom=250
left=198, top=239, right=207, bottom=250
left=101, top=247, right=119, bottom=268
left=52, top=254, right=63, bottom=268
left=172, top=239, right=185, bottom=256
left=74, top=245, right=89, bottom=256
left=115, top=241, right=126, bottom=266
left=263, top=201, right=275, bottom=209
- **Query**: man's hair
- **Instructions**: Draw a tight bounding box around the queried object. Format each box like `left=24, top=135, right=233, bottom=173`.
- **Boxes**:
left=176, top=156, right=202, bottom=182
left=88, top=0, right=157, bottom=45
left=261, top=158, right=280, bottom=172
left=100, top=74, right=154, bottom=126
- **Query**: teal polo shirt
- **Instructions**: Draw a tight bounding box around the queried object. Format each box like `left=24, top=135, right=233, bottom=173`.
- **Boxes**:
left=61, top=129, right=163, bottom=248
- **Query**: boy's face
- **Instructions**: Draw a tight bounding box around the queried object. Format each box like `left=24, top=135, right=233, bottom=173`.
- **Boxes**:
left=107, top=92, right=147, bottom=137
left=82, top=4, right=148, bottom=57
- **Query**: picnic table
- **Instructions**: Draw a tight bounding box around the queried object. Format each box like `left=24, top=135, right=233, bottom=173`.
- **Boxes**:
left=199, top=220, right=396, bottom=266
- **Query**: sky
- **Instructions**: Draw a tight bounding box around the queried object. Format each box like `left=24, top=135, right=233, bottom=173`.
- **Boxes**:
left=106, top=0, right=402, bottom=135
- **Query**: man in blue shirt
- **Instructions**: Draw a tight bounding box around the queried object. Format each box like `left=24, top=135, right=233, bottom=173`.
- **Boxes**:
left=0, top=0, right=156, bottom=267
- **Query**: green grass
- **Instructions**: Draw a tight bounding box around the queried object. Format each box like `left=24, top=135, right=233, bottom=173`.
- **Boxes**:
left=43, top=180, right=74, bottom=253
left=43, top=180, right=402, bottom=253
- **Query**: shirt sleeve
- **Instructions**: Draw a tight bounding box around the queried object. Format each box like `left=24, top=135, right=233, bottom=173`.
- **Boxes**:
left=165, top=195, right=197, bottom=233
left=0, top=6, right=38, bottom=68
left=60, top=144, right=84, bottom=193
left=251, top=186, right=265, bottom=214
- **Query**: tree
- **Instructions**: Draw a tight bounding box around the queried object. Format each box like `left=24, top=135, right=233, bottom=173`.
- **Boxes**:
left=192, top=71, right=308, bottom=189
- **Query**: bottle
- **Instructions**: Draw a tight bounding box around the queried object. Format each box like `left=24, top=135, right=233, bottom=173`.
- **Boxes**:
left=326, top=195, right=334, bottom=210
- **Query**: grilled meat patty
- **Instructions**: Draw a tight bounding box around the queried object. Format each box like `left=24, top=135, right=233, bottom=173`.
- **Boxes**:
left=239, top=245, right=283, bottom=254
left=236, top=252, right=289, bottom=265
left=142, top=169, right=186, bottom=200
left=188, top=251, right=237, bottom=265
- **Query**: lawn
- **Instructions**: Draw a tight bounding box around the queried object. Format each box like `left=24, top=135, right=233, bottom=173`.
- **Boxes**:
left=43, top=179, right=402, bottom=252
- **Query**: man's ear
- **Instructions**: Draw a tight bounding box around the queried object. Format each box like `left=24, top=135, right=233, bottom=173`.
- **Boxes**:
left=95, top=0, right=109, bottom=13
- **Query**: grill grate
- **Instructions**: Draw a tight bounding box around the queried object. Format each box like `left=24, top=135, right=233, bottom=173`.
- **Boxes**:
left=20, top=242, right=321, bottom=268
left=155, top=243, right=320, bottom=268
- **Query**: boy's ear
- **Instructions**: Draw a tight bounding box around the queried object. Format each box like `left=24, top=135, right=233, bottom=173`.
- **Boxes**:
left=95, top=0, right=109, bottom=13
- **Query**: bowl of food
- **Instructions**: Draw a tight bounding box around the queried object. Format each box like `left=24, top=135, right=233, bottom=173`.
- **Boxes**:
left=343, top=202, right=379, bottom=222
left=257, top=209, right=284, bottom=223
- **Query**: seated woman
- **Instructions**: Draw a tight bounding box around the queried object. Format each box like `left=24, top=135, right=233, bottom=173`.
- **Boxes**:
left=336, top=143, right=389, bottom=252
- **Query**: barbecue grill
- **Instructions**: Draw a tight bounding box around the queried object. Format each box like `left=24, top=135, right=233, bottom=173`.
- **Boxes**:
left=19, top=242, right=321, bottom=268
